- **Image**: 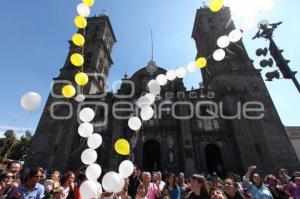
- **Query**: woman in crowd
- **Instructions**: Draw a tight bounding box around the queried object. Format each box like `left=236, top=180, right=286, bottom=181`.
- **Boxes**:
left=44, top=170, right=61, bottom=199
left=162, top=173, right=179, bottom=199
left=0, top=172, right=15, bottom=198
left=265, top=174, right=288, bottom=199
left=177, top=173, right=188, bottom=199
left=59, top=171, right=75, bottom=199
left=223, top=178, right=245, bottom=199
left=288, top=171, right=300, bottom=199
left=186, top=174, right=209, bottom=199
left=135, top=184, right=145, bottom=199
left=210, top=188, right=227, bottom=199
left=141, top=172, right=160, bottom=199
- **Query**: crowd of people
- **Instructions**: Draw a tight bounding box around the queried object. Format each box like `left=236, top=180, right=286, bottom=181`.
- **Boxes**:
left=0, top=161, right=299, bottom=199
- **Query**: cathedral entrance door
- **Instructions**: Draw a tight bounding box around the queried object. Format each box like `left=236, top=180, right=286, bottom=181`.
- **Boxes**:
left=143, top=139, right=161, bottom=171
left=205, top=144, right=225, bottom=177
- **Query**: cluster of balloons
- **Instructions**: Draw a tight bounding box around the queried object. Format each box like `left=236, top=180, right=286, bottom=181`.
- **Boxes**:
left=65, top=1, right=135, bottom=198
left=61, top=0, right=93, bottom=99
left=214, top=29, right=243, bottom=61
left=77, top=107, right=104, bottom=198
left=126, top=56, right=210, bottom=132
left=102, top=160, right=134, bottom=193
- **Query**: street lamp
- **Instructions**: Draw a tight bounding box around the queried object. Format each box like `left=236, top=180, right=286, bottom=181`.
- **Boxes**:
left=253, top=21, right=300, bottom=93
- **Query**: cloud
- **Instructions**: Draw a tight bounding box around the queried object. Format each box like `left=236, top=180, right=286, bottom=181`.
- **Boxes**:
left=0, top=131, right=4, bottom=138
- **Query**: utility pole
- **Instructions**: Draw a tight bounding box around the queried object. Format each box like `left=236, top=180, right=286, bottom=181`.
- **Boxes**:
left=253, top=22, right=300, bottom=93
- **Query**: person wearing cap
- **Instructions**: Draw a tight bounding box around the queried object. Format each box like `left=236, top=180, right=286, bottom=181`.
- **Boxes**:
left=243, top=166, right=273, bottom=199
left=186, top=174, right=209, bottom=199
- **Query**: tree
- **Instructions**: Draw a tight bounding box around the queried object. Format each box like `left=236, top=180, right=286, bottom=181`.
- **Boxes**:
left=0, top=130, right=17, bottom=162
left=0, top=130, right=33, bottom=162
left=10, top=131, right=33, bottom=161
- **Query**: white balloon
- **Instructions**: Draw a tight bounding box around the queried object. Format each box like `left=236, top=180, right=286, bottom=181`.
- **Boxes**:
left=217, top=35, right=230, bottom=48
left=75, top=94, right=85, bottom=102
left=187, top=62, right=197, bottom=73
left=148, top=80, right=161, bottom=96
left=20, top=92, right=42, bottom=112
left=229, top=29, right=243, bottom=43
left=213, top=49, right=226, bottom=61
left=156, top=74, right=168, bottom=86
left=79, top=108, right=95, bottom=123
left=80, top=180, right=98, bottom=199
left=81, top=148, right=97, bottom=165
left=136, top=96, right=151, bottom=109
left=78, top=123, right=94, bottom=138
left=166, top=70, right=176, bottom=81
left=114, top=177, right=125, bottom=193
left=77, top=3, right=90, bottom=17
left=85, top=163, right=102, bottom=180
left=119, top=160, right=134, bottom=178
left=176, top=67, right=186, bottom=78
left=145, top=93, right=155, bottom=104
left=102, top=172, right=122, bottom=192
left=140, top=106, right=154, bottom=121
left=128, top=117, right=142, bottom=131
left=87, top=134, right=103, bottom=149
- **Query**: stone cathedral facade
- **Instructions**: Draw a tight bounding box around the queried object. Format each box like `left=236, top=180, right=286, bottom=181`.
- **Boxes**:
left=25, top=7, right=299, bottom=176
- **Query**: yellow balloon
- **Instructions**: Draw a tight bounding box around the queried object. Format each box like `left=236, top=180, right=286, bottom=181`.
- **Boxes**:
left=72, top=33, right=85, bottom=47
left=62, top=85, right=76, bottom=98
left=114, top=139, right=130, bottom=155
left=70, top=53, right=84, bottom=67
left=74, top=16, right=87, bottom=29
left=75, top=72, right=89, bottom=86
left=209, top=0, right=224, bottom=13
left=196, top=57, right=207, bottom=69
left=82, top=0, right=95, bottom=7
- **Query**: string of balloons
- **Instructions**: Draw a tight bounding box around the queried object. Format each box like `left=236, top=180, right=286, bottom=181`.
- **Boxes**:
left=127, top=0, right=275, bottom=133
left=60, top=0, right=135, bottom=198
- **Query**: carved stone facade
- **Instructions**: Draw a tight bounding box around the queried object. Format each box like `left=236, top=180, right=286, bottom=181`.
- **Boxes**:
left=26, top=8, right=299, bottom=176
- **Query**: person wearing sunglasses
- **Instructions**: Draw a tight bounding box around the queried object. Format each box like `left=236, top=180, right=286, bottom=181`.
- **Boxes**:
left=9, top=168, right=45, bottom=199
left=0, top=172, right=16, bottom=198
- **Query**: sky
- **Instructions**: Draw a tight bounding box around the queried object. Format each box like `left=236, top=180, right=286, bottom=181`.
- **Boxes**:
left=0, top=0, right=299, bottom=136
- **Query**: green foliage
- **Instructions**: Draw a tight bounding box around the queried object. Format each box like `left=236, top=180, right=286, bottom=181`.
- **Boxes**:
left=0, top=130, right=33, bottom=161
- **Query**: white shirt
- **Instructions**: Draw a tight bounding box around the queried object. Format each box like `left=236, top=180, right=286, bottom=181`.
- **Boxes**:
left=158, top=181, right=166, bottom=192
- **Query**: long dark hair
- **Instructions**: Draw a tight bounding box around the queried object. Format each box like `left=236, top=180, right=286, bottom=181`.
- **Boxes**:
left=191, top=174, right=209, bottom=197
left=166, top=173, right=178, bottom=188
left=60, top=171, right=75, bottom=186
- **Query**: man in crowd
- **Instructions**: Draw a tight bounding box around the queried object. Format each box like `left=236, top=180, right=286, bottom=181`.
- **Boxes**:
left=243, top=166, right=273, bottom=199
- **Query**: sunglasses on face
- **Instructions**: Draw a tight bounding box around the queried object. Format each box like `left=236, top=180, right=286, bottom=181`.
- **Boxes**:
left=5, top=176, right=14, bottom=179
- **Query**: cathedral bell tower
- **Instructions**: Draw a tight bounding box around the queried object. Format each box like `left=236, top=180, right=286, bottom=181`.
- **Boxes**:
left=192, top=6, right=299, bottom=173
left=25, top=15, right=116, bottom=172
